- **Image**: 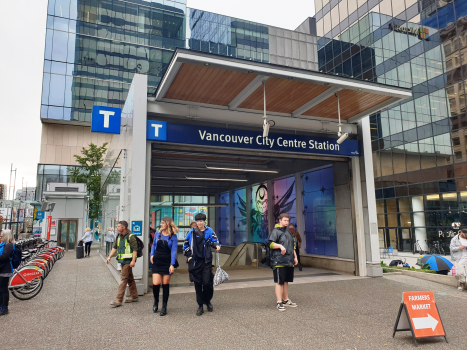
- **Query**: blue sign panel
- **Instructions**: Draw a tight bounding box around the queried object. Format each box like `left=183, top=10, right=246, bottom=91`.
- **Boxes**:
left=147, top=120, right=359, bottom=157
left=91, top=105, right=121, bottom=134
left=131, top=221, right=143, bottom=236
left=36, top=211, right=45, bottom=220
left=147, top=121, right=167, bottom=141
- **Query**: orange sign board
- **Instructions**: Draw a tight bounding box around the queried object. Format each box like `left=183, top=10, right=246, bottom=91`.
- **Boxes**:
left=393, top=291, right=447, bottom=344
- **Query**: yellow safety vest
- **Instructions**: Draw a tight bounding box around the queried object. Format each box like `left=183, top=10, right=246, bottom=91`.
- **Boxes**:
left=117, top=234, right=134, bottom=260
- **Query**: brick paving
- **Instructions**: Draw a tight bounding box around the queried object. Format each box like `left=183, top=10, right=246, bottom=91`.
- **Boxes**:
left=4, top=249, right=467, bottom=350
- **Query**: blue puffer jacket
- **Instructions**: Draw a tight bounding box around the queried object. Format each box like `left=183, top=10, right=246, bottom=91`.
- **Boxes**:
left=183, top=226, right=220, bottom=263
left=0, top=242, right=14, bottom=274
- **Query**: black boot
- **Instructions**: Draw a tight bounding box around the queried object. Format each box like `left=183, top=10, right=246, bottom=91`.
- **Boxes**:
left=196, top=305, right=204, bottom=316
left=160, top=303, right=167, bottom=316
left=0, top=306, right=8, bottom=316
left=153, top=284, right=160, bottom=313
left=206, top=302, right=213, bottom=312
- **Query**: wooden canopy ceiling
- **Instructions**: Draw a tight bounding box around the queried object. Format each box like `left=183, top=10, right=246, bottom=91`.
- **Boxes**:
left=155, top=49, right=412, bottom=123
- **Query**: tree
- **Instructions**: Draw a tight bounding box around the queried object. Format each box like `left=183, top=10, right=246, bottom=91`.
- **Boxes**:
left=68, top=143, right=108, bottom=223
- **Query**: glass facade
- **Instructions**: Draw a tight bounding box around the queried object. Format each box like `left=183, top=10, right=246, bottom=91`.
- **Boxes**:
left=319, top=0, right=467, bottom=253
left=41, top=0, right=272, bottom=124
left=36, top=164, right=84, bottom=200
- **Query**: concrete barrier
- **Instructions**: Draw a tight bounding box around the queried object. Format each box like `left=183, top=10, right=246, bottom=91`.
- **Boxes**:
left=385, top=268, right=458, bottom=288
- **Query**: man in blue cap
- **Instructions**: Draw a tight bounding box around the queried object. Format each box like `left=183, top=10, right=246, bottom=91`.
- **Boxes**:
left=183, top=213, right=220, bottom=316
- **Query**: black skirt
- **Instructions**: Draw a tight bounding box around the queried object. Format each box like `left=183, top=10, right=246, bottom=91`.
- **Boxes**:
left=152, top=239, right=171, bottom=275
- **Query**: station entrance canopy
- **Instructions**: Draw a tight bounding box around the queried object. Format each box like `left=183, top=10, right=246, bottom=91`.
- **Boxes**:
left=150, top=48, right=412, bottom=130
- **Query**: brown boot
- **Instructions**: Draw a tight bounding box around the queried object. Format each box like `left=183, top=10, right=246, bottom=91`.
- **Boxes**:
left=124, top=297, right=139, bottom=303
left=110, top=300, right=122, bottom=308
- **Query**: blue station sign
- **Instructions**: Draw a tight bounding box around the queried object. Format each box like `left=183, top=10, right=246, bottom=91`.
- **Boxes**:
left=147, top=120, right=359, bottom=157
left=91, top=105, right=122, bottom=134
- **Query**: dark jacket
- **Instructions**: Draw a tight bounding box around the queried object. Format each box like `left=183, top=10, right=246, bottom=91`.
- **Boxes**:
left=268, top=226, right=295, bottom=266
left=0, top=243, right=14, bottom=274
left=183, top=226, right=219, bottom=263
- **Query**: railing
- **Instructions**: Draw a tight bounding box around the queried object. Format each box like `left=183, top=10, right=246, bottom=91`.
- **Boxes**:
left=223, top=241, right=265, bottom=267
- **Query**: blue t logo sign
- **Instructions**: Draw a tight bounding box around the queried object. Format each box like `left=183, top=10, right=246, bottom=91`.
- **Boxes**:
left=146, top=121, right=167, bottom=141
left=91, top=106, right=122, bottom=134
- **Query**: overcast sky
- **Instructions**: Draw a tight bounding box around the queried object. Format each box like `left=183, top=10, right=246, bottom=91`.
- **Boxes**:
left=0, top=0, right=314, bottom=199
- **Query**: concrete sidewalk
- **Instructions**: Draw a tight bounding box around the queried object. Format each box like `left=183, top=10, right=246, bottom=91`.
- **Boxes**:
left=4, top=250, right=467, bottom=350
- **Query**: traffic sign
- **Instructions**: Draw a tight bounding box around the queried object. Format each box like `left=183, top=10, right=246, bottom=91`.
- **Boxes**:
left=131, top=221, right=142, bottom=236
left=393, top=291, right=447, bottom=345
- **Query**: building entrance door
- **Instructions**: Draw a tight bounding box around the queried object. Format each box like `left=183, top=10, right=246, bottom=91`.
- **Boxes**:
left=58, top=220, right=77, bottom=250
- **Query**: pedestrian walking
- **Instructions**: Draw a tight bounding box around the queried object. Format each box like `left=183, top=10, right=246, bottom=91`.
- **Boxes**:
left=183, top=213, right=220, bottom=316
left=0, top=229, right=15, bottom=316
left=106, top=221, right=139, bottom=307
left=105, top=228, right=116, bottom=256
left=268, top=213, right=298, bottom=311
left=289, top=224, right=302, bottom=271
left=82, top=228, right=93, bottom=257
left=150, top=217, right=179, bottom=316
left=450, top=228, right=467, bottom=291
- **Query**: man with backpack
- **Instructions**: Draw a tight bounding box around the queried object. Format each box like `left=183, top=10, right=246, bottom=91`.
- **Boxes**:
left=106, top=221, right=139, bottom=307
left=268, top=213, right=298, bottom=311
left=183, top=213, right=220, bottom=316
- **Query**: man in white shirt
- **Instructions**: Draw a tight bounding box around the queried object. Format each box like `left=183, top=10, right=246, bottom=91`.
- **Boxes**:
left=450, top=228, right=467, bottom=291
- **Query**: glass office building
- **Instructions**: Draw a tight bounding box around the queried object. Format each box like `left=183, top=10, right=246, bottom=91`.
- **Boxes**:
left=38, top=0, right=317, bottom=200
left=315, top=0, right=467, bottom=252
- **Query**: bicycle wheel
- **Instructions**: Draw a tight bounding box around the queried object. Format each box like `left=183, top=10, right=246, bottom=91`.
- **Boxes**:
left=11, top=278, right=43, bottom=300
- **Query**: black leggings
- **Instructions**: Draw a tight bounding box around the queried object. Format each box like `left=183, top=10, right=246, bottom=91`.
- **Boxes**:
left=85, top=242, right=92, bottom=255
left=0, top=277, right=9, bottom=307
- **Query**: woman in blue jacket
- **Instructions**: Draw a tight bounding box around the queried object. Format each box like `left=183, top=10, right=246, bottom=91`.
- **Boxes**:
left=150, top=217, right=179, bottom=316
left=183, top=213, right=220, bottom=316
left=0, top=229, right=15, bottom=316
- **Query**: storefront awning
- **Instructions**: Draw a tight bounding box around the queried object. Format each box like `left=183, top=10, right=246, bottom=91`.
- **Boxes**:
left=153, top=48, right=412, bottom=123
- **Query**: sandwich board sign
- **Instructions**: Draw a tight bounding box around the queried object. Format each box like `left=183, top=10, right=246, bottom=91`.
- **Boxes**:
left=393, top=291, right=447, bottom=345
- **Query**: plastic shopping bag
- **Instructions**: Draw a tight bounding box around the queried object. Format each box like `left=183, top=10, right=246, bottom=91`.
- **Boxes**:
left=213, top=252, right=229, bottom=286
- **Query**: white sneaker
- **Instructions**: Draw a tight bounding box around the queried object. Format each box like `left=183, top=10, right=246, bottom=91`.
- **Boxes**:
left=283, top=299, right=297, bottom=307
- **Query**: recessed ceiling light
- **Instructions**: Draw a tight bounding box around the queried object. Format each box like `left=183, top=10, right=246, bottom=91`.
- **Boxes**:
left=205, top=164, right=278, bottom=173
left=185, top=176, right=247, bottom=182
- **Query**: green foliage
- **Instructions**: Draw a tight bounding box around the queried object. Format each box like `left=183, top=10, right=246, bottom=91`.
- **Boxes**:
left=68, top=143, right=108, bottom=221
left=422, top=263, right=431, bottom=270
left=380, top=261, right=388, bottom=267
left=383, top=266, right=437, bottom=274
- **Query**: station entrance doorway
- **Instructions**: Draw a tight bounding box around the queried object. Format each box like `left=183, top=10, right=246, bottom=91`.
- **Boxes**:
left=149, top=142, right=357, bottom=273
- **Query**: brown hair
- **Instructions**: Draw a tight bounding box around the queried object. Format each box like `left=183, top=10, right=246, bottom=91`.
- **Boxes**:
left=161, top=217, right=180, bottom=238
left=118, top=221, right=128, bottom=229
left=279, top=213, right=290, bottom=220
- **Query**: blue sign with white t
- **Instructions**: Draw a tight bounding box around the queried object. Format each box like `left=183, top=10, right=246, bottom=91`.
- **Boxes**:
left=131, top=221, right=143, bottom=236
left=91, top=105, right=121, bottom=134
left=36, top=211, right=45, bottom=220
left=147, top=120, right=360, bottom=156
left=147, top=121, right=167, bottom=141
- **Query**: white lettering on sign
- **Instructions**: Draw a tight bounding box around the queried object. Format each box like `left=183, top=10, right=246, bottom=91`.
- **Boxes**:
left=408, top=295, right=431, bottom=301
left=152, top=124, right=163, bottom=137
left=411, top=304, right=431, bottom=310
left=197, top=129, right=342, bottom=152
left=412, top=314, right=439, bottom=331
left=99, top=110, right=115, bottom=128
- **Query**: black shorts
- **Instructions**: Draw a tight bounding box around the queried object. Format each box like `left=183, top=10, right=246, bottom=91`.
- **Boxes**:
left=273, top=266, right=294, bottom=285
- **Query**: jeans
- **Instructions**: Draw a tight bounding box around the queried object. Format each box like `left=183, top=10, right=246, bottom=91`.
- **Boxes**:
left=106, top=242, right=113, bottom=256
left=456, top=259, right=467, bottom=283
left=116, top=264, right=138, bottom=303
left=0, top=277, right=9, bottom=308
left=85, top=242, right=92, bottom=256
